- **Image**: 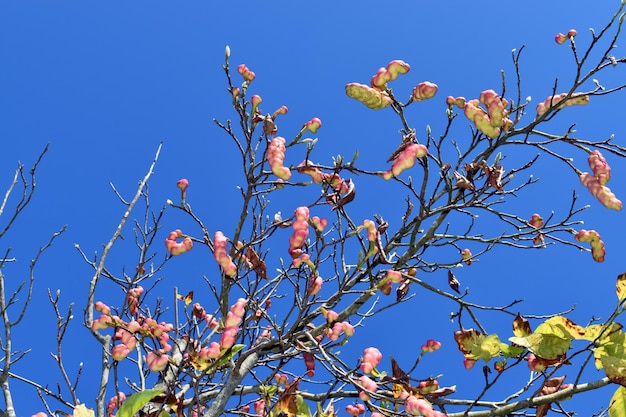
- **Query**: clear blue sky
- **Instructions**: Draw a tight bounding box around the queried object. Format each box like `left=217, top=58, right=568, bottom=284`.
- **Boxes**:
left=1, top=1, right=625, bottom=415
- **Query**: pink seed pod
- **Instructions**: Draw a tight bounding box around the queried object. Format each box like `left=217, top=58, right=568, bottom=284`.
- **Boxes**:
left=446, top=96, right=466, bottom=108
left=303, top=351, right=315, bottom=376
left=412, top=81, right=438, bottom=101
left=527, top=353, right=547, bottom=372
left=404, top=396, right=432, bottom=416
left=146, top=351, right=169, bottom=372
left=360, top=219, right=377, bottom=242
left=322, top=309, right=339, bottom=324
left=536, top=92, right=589, bottom=116
left=303, top=117, right=322, bottom=133
left=421, top=339, right=442, bottom=353
left=296, top=161, right=325, bottom=183
left=219, top=327, right=239, bottom=349
left=464, top=357, right=476, bottom=370
left=267, top=137, right=291, bottom=180
left=530, top=213, right=544, bottom=228
left=111, top=344, right=131, bottom=361
left=383, top=143, right=428, bottom=180
left=310, top=216, right=328, bottom=232
left=288, top=206, right=310, bottom=256
left=106, top=392, right=127, bottom=417
left=250, top=95, right=262, bottom=116
left=308, top=275, right=323, bottom=296
left=588, top=150, right=611, bottom=185
left=386, top=60, right=411, bottom=79
left=357, top=375, right=378, bottom=401
left=95, top=301, right=111, bottom=315
left=342, top=321, right=355, bottom=337
left=371, top=67, right=393, bottom=90
left=580, top=173, right=622, bottom=211
left=345, top=404, right=365, bottom=417
left=480, top=89, right=506, bottom=127
left=386, top=270, right=402, bottom=283
left=165, top=229, right=193, bottom=256
left=237, top=64, right=256, bottom=81
left=231, top=298, right=247, bottom=317
left=200, top=342, right=221, bottom=359
left=271, top=105, right=288, bottom=119
left=214, top=231, right=237, bottom=276
left=417, top=379, right=439, bottom=394
left=464, top=100, right=500, bottom=138
left=555, top=29, right=577, bottom=44
left=253, top=399, right=266, bottom=417
left=461, top=248, right=472, bottom=265
left=345, top=83, right=393, bottom=110
left=380, top=279, right=393, bottom=295
left=275, top=373, right=289, bottom=385
left=360, top=347, right=382, bottom=374
left=115, top=329, right=137, bottom=351
left=231, top=87, right=240, bottom=102
left=91, top=315, right=113, bottom=331
left=177, top=178, right=189, bottom=200
left=575, top=229, right=606, bottom=262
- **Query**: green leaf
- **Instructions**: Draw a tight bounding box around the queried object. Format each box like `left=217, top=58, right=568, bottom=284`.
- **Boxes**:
left=116, top=389, right=164, bottom=417
left=214, top=344, right=245, bottom=368
left=500, top=343, right=525, bottom=358
left=296, top=395, right=313, bottom=417
left=350, top=149, right=359, bottom=166
left=259, top=385, right=278, bottom=398
left=609, top=386, right=626, bottom=417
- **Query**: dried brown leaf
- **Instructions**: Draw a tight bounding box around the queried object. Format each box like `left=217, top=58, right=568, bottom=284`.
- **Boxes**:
left=448, top=270, right=460, bottom=294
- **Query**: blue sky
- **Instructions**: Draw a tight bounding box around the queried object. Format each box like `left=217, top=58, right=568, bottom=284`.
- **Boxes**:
left=2, top=1, right=626, bottom=415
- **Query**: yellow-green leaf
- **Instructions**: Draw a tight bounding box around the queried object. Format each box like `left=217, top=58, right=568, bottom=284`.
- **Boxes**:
left=116, top=389, right=164, bottom=417
left=617, top=273, right=626, bottom=303
left=535, top=316, right=586, bottom=341
left=509, top=332, right=570, bottom=360
left=581, top=322, right=623, bottom=342
left=609, top=386, right=626, bottom=417
left=593, top=328, right=626, bottom=385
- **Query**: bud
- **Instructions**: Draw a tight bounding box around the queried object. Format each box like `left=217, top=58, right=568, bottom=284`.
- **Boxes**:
left=225, top=45, right=231, bottom=59
left=530, top=213, right=543, bottom=228
left=237, top=64, right=256, bottom=82
left=177, top=178, right=189, bottom=200
left=251, top=94, right=262, bottom=115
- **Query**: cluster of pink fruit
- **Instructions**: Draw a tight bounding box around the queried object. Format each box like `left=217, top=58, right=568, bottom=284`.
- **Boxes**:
left=345, top=60, right=438, bottom=110
left=352, top=346, right=445, bottom=417
left=580, top=150, right=622, bottom=211
left=92, top=296, right=174, bottom=372
left=447, top=90, right=513, bottom=139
